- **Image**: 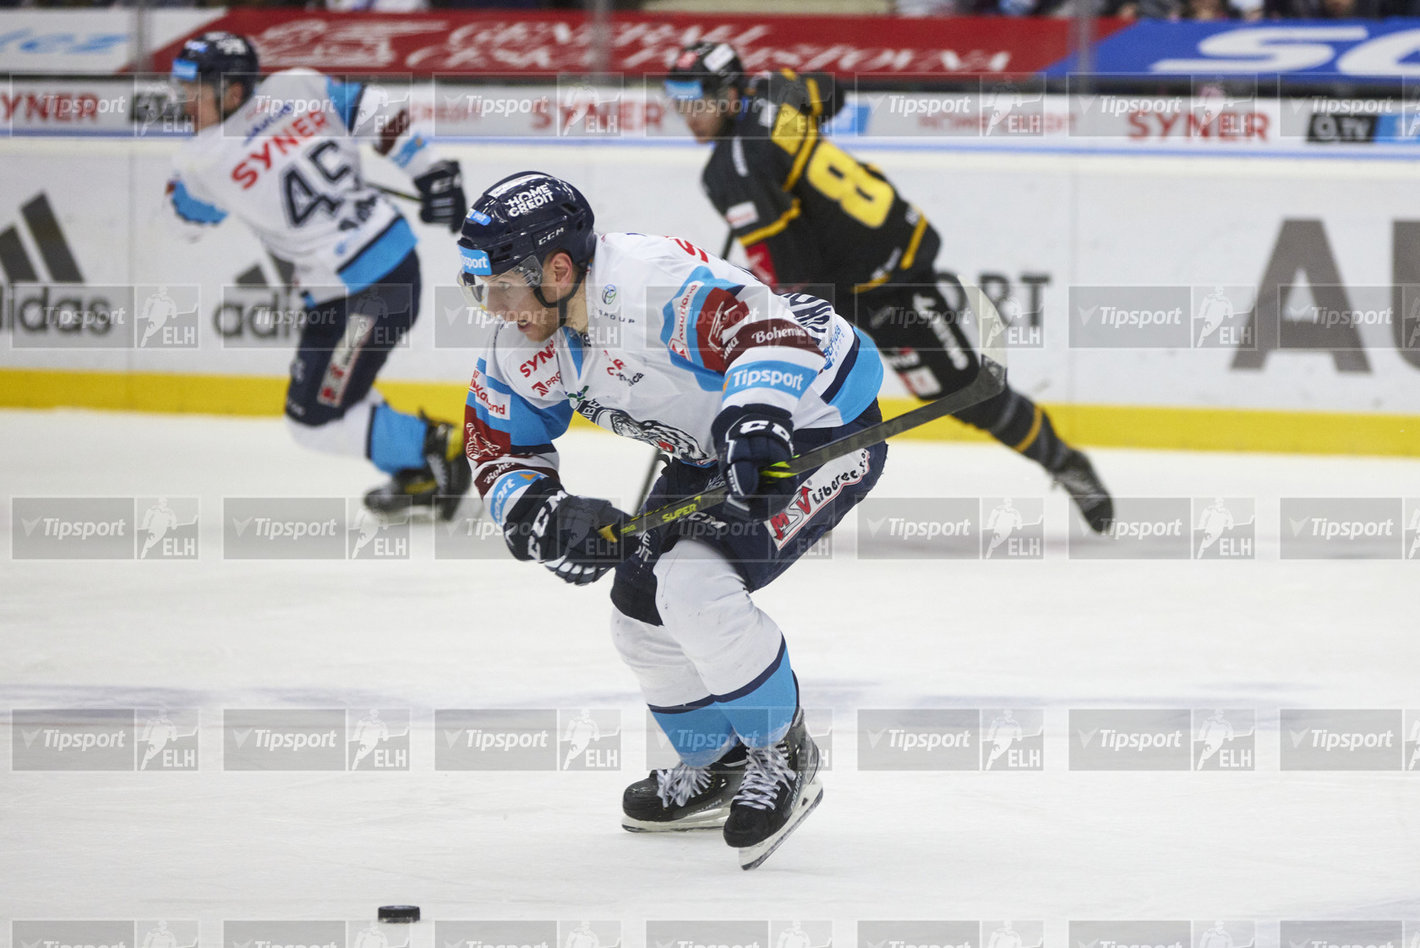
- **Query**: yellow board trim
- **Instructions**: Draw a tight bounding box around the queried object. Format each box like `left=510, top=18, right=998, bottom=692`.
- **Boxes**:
left=1, top=368, right=1417, bottom=458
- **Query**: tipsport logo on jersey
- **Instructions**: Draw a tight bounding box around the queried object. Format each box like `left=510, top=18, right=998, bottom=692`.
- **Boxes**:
left=12, top=708, right=199, bottom=772
left=860, top=920, right=1044, bottom=948
left=857, top=709, right=1044, bottom=772
left=223, top=709, right=409, bottom=772
left=13, top=920, right=201, bottom=948
left=435, top=708, right=623, bottom=772
left=1070, top=709, right=1256, bottom=771
left=12, top=497, right=199, bottom=561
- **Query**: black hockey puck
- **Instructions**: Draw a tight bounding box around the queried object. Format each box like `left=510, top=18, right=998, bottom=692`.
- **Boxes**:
left=378, top=905, right=420, bottom=922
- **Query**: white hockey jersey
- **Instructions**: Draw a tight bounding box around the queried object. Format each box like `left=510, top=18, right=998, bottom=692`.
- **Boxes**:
left=463, top=232, right=884, bottom=525
left=165, top=68, right=439, bottom=305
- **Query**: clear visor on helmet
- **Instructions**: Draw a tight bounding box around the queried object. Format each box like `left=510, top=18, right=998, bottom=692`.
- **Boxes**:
left=457, top=253, right=545, bottom=312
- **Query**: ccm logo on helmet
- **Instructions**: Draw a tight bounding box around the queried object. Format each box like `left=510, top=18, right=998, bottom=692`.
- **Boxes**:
left=505, top=184, right=555, bottom=217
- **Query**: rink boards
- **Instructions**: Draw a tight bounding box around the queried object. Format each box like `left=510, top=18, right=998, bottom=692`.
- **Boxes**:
left=0, top=135, right=1417, bottom=456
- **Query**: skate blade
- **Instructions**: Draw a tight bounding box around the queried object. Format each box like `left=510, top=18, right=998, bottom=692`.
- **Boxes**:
left=622, top=808, right=728, bottom=833
left=736, top=778, right=824, bottom=871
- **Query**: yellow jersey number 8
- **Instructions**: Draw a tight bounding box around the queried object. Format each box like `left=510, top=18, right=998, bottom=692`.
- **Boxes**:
left=804, top=141, right=893, bottom=229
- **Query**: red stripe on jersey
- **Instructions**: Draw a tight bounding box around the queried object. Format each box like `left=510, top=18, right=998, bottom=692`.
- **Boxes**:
left=722, top=317, right=821, bottom=367
left=744, top=242, right=778, bottom=289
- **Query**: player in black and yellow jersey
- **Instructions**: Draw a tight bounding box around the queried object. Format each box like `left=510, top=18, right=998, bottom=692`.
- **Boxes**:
left=665, top=41, right=1113, bottom=533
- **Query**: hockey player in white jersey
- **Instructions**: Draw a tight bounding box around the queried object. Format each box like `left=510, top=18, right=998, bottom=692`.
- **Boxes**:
left=457, top=172, right=888, bottom=869
left=164, top=32, right=471, bottom=518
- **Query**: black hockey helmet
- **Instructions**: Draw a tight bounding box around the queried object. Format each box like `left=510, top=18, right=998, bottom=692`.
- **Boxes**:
left=664, top=41, right=744, bottom=102
left=171, top=32, right=260, bottom=92
left=457, top=171, right=596, bottom=311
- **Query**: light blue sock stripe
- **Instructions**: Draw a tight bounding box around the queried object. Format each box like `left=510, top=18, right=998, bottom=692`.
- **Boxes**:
left=650, top=705, right=735, bottom=768
left=368, top=402, right=426, bottom=473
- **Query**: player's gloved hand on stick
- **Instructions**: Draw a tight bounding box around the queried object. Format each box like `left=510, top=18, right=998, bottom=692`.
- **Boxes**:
left=504, top=481, right=629, bottom=586
left=412, top=160, right=467, bottom=232
left=712, top=404, right=796, bottom=521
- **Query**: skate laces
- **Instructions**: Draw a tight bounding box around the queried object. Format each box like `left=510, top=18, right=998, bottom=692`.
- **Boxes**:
left=656, top=762, right=712, bottom=807
left=734, top=743, right=794, bottom=811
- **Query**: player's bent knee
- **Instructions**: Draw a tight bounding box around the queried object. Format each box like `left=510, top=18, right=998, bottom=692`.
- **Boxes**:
left=653, top=540, right=746, bottom=632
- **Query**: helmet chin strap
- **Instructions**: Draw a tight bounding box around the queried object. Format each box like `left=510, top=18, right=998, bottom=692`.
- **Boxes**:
left=535, top=265, right=587, bottom=329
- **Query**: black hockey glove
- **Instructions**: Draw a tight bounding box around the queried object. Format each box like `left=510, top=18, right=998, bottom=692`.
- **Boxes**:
left=503, top=481, right=628, bottom=586
left=412, top=159, right=466, bottom=232
left=712, top=404, right=796, bottom=521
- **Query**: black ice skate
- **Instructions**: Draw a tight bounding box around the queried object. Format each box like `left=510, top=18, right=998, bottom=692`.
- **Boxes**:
left=364, top=415, right=472, bottom=522
left=622, top=743, right=747, bottom=832
left=722, top=710, right=823, bottom=870
left=1053, top=448, right=1114, bottom=534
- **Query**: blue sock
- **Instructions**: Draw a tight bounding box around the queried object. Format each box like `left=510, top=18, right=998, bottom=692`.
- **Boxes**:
left=367, top=402, right=427, bottom=474
left=650, top=702, right=736, bottom=767
left=715, top=638, right=799, bottom=749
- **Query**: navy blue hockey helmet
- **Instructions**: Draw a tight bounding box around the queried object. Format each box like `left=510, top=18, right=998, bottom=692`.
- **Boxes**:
left=171, top=32, right=260, bottom=89
left=457, top=172, right=596, bottom=308
left=665, top=41, right=744, bottom=102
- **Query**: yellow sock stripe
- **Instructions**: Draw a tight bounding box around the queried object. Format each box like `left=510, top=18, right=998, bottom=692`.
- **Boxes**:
left=899, top=211, right=930, bottom=273
left=1011, top=405, right=1044, bottom=453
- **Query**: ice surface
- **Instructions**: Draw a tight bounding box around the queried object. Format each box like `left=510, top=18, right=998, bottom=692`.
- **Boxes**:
left=1, top=409, right=1417, bottom=928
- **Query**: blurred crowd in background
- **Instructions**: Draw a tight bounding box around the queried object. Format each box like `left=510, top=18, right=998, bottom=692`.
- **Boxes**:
left=0, top=0, right=1406, bottom=26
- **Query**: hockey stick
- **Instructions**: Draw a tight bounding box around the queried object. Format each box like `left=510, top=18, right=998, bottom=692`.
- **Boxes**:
left=599, top=284, right=1009, bottom=542
left=373, top=182, right=420, bottom=203
left=633, top=449, right=671, bottom=511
